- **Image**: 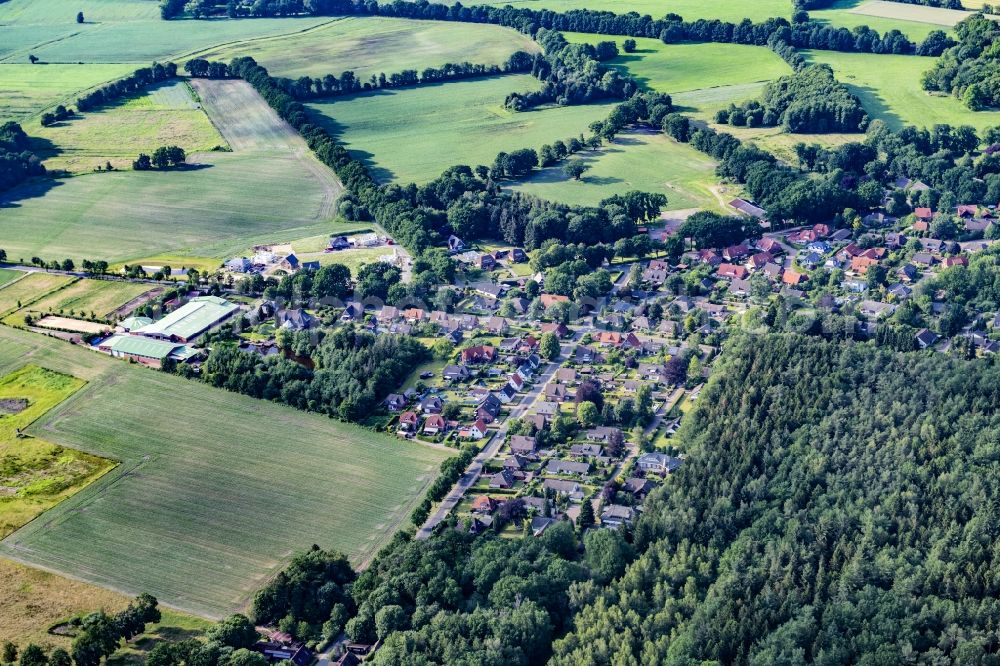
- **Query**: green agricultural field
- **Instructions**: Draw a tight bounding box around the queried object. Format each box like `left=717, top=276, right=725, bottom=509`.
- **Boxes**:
left=0, top=0, right=331, bottom=65
left=0, top=272, right=75, bottom=316
left=810, top=0, right=970, bottom=41
left=307, top=74, right=617, bottom=183
left=804, top=50, right=1000, bottom=131
left=564, top=34, right=792, bottom=97
left=9, top=279, right=154, bottom=322
left=430, top=0, right=790, bottom=22
left=510, top=130, right=724, bottom=211
left=0, top=326, right=451, bottom=618
left=671, top=83, right=769, bottom=122
left=193, top=16, right=540, bottom=81
left=32, top=80, right=225, bottom=172
left=0, top=365, right=114, bottom=540
left=0, top=78, right=342, bottom=263
left=0, top=63, right=139, bottom=122
left=0, top=269, right=23, bottom=289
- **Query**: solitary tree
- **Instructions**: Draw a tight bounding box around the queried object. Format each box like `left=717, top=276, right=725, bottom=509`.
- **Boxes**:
left=539, top=331, right=560, bottom=360
left=564, top=160, right=590, bottom=181
left=76, top=11, right=84, bottom=23
left=28, top=54, right=38, bottom=64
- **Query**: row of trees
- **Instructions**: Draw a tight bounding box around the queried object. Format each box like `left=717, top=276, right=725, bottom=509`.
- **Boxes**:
left=40, top=104, right=73, bottom=127
left=0, top=121, right=45, bottom=194
left=164, top=0, right=937, bottom=56
left=132, top=146, right=186, bottom=170
left=921, top=14, right=1000, bottom=110
left=715, top=64, right=869, bottom=133
left=76, top=62, right=177, bottom=112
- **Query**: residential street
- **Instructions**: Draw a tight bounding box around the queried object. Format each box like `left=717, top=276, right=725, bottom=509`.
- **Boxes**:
left=415, top=330, right=583, bottom=539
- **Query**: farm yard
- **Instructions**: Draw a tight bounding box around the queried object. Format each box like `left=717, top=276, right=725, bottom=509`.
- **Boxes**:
left=510, top=130, right=725, bottom=211
left=192, top=16, right=540, bottom=80
left=803, top=50, right=1000, bottom=131
left=0, top=78, right=342, bottom=263
left=0, top=326, right=451, bottom=618
left=306, top=74, right=617, bottom=183
left=0, top=365, right=114, bottom=541
left=30, top=80, right=224, bottom=173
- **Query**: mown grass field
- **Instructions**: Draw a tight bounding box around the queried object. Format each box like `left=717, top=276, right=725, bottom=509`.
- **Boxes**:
left=193, top=16, right=540, bottom=81
left=810, top=0, right=972, bottom=41
left=0, top=269, right=24, bottom=289
left=431, top=0, right=790, bottom=22
left=0, top=79, right=341, bottom=263
left=511, top=130, right=724, bottom=211
left=0, top=365, right=114, bottom=540
left=0, top=273, right=75, bottom=316
left=804, top=50, right=1000, bottom=131
left=0, top=63, right=139, bottom=122
left=307, top=74, right=617, bottom=183
left=8, top=279, right=154, bottom=322
left=565, top=34, right=792, bottom=96
left=31, top=80, right=224, bottom=173
left=0, top=326, right=451, bottom=618
left=0, top=0, right=330, bottom=65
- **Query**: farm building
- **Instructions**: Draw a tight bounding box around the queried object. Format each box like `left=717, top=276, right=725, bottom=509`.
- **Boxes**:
left=135, top=296, right=239, bottom=342
left=99, top=335, right=198, bottom=368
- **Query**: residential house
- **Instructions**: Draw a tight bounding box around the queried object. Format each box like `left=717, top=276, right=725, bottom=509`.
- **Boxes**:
left=509, top=435, right=538, bottom=456
left=601, top=504, right=635, bottom=527
left=423, top=414, right=446, bottom=435
left=477, top=393, right=502, bottom=423
left=546, top=459, right=591, bottom=476
left=540, top=322, right=570, bottom=338
left=442, top=364, right=470, bottom=381
left=717, top=263, right=749, bottom=280
left=498, top=384, right=518, bottom=403
left=384, top=394, right=407, bottom=412
left=543, top=478, right=583, bottom=499
left=469, top=419, right=489, bottom=440
left=570, top=443, right=603, bottom=457
left=637, top=452, right=682, bottom=474
left=398, top=411, right=420, bottom=432
left=782, top=269, right=806, bottom=286
left=420, top=395, right=443, bottom=414
left=859, top=300, right=896, bottom=319
left=490, top=469, right=515, bottom=489
left=586, top=426, right=622, bottom=442
left=915, top=328, right=939, bottom=349
left=461, top=345, right=496, bottom=364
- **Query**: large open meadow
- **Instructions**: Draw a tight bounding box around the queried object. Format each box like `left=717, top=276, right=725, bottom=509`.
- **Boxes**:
left=810, top=0, right=979, bottom=41
left=307, top=74, right=618, bottom=183
left=0, top=63, right=139, bottom=123
left=0, top=326, right=451, bottom=618
left=510, top=130, right=724, bottom=211
left=0, top=79, right=342, bottom=264
left=31, top=80, right=224, bottom=173
left=803, top=50, right=1000, bottom=131
left=192, top=16, right=540, bottom=81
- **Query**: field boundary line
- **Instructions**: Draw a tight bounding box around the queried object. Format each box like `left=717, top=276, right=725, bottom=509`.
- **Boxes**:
left=172, top=16, right=347, bottom=62
left=0, top=273, right=79, bottom=317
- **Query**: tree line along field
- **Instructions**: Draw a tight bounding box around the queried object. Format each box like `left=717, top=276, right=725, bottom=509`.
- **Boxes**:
left=809, top=0, right=994, bottom=41
left=430, top=0, right=792, bottom=23
left=510, top=130, right=726, bottom=211
left=0, top=64, right=139, bottom=123
left=0, top=325, right=451, bottom=618
left=30, top=80, right=225, bottom=173
left=306, top=74, right=619, bottom=184
left=0, top=78, right=341, bottom=265
left=191, top=16, right=540, bottom=81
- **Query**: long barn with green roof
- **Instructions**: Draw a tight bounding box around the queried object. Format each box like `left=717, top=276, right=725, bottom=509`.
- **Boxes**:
left=136, top=296, right=240, bottom=343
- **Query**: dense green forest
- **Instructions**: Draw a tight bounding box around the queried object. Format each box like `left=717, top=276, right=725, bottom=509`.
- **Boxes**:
left=922, top=14, right=1000, bottom=110
left=552, top=335, right=1000, bottom=664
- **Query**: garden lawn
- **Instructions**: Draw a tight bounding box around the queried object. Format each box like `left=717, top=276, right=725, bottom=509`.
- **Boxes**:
left=0, top=63, right=139, bottom=122
left=306, top=74, right=617, bottom=183
left=429, top=0, right=790, bottom=22
left=0, top=273, right=74, bottom=316
left=510, top=130, right=724, bottom=211
left=31, top=80, right=224, bottom=173
left=0, top=326, right=451, bottom=618
left=0, top=79, right=342, bottom=263
left=0, top=365, right=114, bottom=540
left=192, top=16, right=540, bottom=81
left=804, top=50, right=1000, bottom=131
left=564, top=34, right=791, bottom=95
